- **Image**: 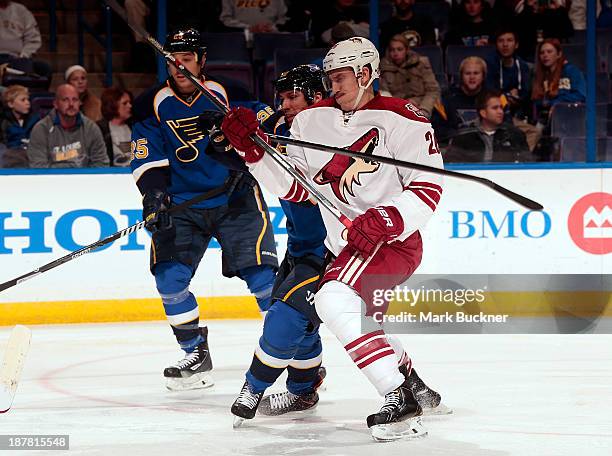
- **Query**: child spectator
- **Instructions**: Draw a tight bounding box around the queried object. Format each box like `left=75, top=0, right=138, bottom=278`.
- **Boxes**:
left=65, top=64, right=102, bottom=122
left=379, top=34, right=441, bottom=117
left=0, top=84, right=38, bottom=167
left=97, top=87, right=133, bottom=166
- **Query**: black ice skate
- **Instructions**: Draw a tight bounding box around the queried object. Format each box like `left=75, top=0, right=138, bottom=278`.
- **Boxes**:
left=258, top=366, right=326, bottom=416
left=258, top=391, right=319, bottom=416
left=231, top=381, right=264, bottom=428
left=164, top=327, right=214, bottom=391
left=400, top=364, right=452, bottom=415
left=366, top=381, right=427, bottom=442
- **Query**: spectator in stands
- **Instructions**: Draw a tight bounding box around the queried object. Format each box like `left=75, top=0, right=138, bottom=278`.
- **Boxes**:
left=486, top=28, right=531, bottom=117
left=432, top=56, right=487, bottom=144
left=379, top=34, right=441, bottom=117
left=65, top=65, right=102, bottom=123
left=220, top=0, right=287, bottom=33
left=445, top=0, right=497, bottom=47
left=27, top=84, right=108, bottom=168
left=97, top=87, right=133, bottom=167
left=504, top=0, right=574, bottom=62
left=310, top=0, right=369, bottom=46
left=445, top=56, right=488, bottom=119
left=446, top=89, right=531, bottom=162
left=0, top=0, right=51, bottom=82
left=380, top=0, right=437, bottom=50
left=485, top=28, right=540, bottom=150
left=0, top=84, right=38, bottom=167
left=531, top=38, right=586, bottom=125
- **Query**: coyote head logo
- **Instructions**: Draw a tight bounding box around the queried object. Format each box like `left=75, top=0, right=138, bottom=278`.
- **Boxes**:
left=313, top=128, right=380, bottom=204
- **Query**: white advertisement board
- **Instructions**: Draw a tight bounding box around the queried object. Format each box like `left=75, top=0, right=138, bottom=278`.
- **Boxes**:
left=0, top=168, right=610, bottom=308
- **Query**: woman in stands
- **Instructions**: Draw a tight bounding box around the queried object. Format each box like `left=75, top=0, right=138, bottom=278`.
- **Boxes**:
left=531, top=38, right=586, bottom=125
left=97, top=86, right=133, bottom=166
left=65, top=65, right=102, bottom=122
left=379, top=34, right=441, bottom=117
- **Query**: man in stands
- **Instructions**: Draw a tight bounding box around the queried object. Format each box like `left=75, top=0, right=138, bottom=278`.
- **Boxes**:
left=27, top=84, right=108, bottom=168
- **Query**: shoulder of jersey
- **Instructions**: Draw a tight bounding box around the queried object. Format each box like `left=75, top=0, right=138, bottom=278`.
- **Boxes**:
left=366, top=96, right=430, bottom=124
left=204, top=79, right=229, bottom=103
left=153, top=86, right=175, bottom=119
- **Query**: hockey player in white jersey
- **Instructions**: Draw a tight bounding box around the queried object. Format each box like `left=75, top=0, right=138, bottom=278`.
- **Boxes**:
left=221, top=37, right=445, bottom=441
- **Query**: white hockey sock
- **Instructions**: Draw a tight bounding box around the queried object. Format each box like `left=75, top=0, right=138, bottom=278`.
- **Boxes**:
left=315, top=281, right=404, bottom=396
left=387, top=334, right=412, bottom=370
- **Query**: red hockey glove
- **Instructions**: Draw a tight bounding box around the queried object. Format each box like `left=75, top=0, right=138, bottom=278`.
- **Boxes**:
left=221, top=107, right=268, bottom=163
left=346, top=206, right=404, bottom=256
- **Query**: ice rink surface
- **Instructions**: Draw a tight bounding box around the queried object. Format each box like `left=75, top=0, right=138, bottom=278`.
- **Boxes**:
left=1, top=321, right=611, bottom=456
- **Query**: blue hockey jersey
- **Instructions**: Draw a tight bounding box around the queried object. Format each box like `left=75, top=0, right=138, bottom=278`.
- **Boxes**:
left=130, top=79, right=235, bottom=208
left=270, top=117, right=327, bottom=259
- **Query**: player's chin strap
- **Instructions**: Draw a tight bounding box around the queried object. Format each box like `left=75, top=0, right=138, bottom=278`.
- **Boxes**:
left=350, top=69, right=376, bottom=112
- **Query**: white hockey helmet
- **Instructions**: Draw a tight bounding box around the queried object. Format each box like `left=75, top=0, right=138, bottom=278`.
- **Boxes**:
left=322, top=37, right=380, bottom=87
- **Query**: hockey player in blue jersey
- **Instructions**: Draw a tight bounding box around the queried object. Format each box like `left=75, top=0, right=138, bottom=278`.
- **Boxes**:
left=130, top=28, right=278, bottom=391
left=226, top=65, right=330, bottom=420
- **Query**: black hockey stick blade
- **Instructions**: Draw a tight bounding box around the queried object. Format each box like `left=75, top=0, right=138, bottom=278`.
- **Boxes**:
left=268, top=134, right=544, bottom=211
left=0, top=182, right=235, bottom=293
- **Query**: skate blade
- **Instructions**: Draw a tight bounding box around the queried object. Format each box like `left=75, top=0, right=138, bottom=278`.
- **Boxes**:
left=165, top=372, right=214, bottom=391
left=258, top=405, right=318, bottom=417
left=370, top=416, right=427, bottom=442
left=422, top=402, right=453, bottom=416
left=232, top=415, right=249, bottom=429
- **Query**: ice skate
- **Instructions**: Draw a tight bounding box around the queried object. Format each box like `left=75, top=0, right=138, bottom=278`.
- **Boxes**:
left=367, top=381, right=427, bottom=442
left=258, top=366, right=326, bottom=416
left=231, top=381, right=264, bottom=428
left=258, top=390, right=319, bottom=416
left=164, top=328, right=214, bottom=391
left=401, top=365, right=452, bottom=415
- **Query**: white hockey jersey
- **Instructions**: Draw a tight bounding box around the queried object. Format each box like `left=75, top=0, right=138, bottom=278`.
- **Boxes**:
left=249, top=95, right=444, bottom=256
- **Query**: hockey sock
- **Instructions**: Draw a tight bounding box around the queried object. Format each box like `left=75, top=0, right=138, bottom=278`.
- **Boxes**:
left=154, top=261, right=201, bottom=352
left=315, top=281, right=405, bottom=396
left=387, top=334, right=412, bottom=370
left=286, top=326, right=323, bottom=394
left=239, top=265, right=276, bottom=312
left=246, top=301, right=309, bottom=393
left=286, top=365, right=321, bottom=395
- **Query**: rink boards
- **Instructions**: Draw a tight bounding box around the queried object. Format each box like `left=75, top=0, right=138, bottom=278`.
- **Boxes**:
left=0, top=165, right=610, bottom=325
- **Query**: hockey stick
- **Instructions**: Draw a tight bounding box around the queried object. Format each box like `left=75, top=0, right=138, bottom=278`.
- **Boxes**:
left=268, top=135, right=544, bottom=211
left=0, top=181, right=236, bottom=293
left=0, top=325, right=31, bottom=413
left=104, top=0, right=352, bottom=229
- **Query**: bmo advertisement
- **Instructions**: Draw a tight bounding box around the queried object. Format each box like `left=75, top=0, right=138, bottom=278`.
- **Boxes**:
left=0, top=167, right=610, bottom=324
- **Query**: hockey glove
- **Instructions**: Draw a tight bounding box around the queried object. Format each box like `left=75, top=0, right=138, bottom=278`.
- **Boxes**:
left=346, top=206, right=404, bottom=257
left=142, top=189, right=173, bottom=234
left=221, top=107, right=269, bottom=163
left=198, top=110, right=225, bottom=134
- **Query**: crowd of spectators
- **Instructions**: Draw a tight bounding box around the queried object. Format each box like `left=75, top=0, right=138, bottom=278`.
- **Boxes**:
left=0, top=0, right=602, bottom=167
